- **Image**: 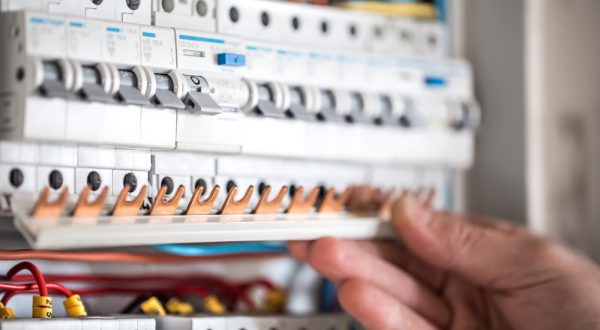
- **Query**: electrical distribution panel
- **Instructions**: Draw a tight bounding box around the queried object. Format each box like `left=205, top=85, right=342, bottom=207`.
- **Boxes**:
left=0, top=0, right=479, bottom=249
left=0, top=0, right=479, bottom=327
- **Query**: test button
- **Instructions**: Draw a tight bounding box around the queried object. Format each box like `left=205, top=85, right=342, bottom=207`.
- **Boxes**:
left=217, top=53, right=246, bottom=67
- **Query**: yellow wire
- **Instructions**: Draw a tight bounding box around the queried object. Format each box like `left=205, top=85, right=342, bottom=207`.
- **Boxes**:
left=335, top=3, right=437, bottom=19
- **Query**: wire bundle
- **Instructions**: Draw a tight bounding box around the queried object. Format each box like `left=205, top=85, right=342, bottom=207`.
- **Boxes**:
left=0, top=261, right=85, bottom=319
left=10, top=272, right=285, bottom=315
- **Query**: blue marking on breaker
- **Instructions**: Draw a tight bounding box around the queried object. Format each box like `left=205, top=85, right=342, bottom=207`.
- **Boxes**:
left=179, top=34, right=225, bottom=44
left=424, top=76, right=447, bottom=87
left=69, top=22, right=84, bottom=28
left=142, top=31, right=156, bottom=38
left=106, top=27, right=121, bottom=33
left=217, top=53, right=246, bottom=67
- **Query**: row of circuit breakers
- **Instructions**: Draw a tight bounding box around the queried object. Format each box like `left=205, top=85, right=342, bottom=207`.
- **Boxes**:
left=0, top=0, right=477, bottom=228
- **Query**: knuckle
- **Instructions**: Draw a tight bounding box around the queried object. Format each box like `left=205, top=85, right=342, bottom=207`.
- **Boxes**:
left=527, top=237, right=562, bottom=262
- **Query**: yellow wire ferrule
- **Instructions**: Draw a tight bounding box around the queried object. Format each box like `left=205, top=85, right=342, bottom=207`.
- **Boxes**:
left=263, top=288, right=287, bottom=313
left=202, top=295, right=226, bottom=315
left=0, top=302, right=15, bottom=320
left=32, top=296, right=52, bottom=318
left=140, top=296, right=166, bottom=316
left=165, top=297, right=195, bottom=316
left=63, top=294, right=87, bottom=317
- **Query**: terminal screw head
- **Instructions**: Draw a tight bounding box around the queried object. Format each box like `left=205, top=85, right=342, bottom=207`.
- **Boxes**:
left=123, top=173, right=138, bottom=193
left=9, top=168, right=23, bottom=188
left=48, top=170, right=63, bottom=190
left=86, top=171, right=102, bottom=191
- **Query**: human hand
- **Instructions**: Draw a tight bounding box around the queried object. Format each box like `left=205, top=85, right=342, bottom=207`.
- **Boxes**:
left=289, top=195, right=600, bottom=329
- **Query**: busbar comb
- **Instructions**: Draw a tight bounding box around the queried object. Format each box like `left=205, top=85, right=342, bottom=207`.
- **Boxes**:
left=72, top=186, right=109, bottom=217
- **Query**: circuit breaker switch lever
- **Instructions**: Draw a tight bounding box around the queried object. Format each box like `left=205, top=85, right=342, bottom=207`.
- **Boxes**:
left=185, top=91, right=221, bottom=115
left=153, top=73, right=185, bottom=109
left=115, top=70, right=150, bottom=105
left=78, top=65, right=113, bottom=103
left=37, top=60, right=73, bottom=99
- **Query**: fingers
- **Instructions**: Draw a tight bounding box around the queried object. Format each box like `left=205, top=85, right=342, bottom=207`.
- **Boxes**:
left=290, top=240, right=447, bottom=290
left=391, top=195, right=560, bottom=289
left=354, top=240, right=447, bottom=290
left=287, top=241, right=310, bottom=261
left=302, top=237, right=450, bottom=327
left=338, top=278, right=439, bottom=330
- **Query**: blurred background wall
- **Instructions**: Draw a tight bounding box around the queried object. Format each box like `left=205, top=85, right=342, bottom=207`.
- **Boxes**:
left=453, top=0, right=600, bottom=261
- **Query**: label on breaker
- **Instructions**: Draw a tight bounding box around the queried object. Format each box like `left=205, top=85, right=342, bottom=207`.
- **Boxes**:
left=66, top=18, right=105, bottom=62
left=244, top=44, right=277, bottom=81
left=306, top=51, right=337, bottom=89
left=273, top=48, right=307, bottom=85
left=336, top=53, right=365, bottom=91
left=25, top=13, right=66, bottom=58
left=103, top=22, right=141, bottom=66
left=176, top=29, right=246, bottom=76
left=205, top=78, right=249, bottom=109
left=140, top=27, right=177, bottom=70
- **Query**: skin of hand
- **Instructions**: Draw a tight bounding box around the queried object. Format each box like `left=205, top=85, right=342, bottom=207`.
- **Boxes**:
left=288, top=195, right=600, bottom=330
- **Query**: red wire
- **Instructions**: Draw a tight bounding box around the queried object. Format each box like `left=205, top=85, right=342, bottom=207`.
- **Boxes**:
left=13, top=273, right=233, bottom=287
left=0, top=282, right=73, bottom=305
left=0, top=250, right=282, bottom=263
left=10, top=273, right=270, bottom=311
left=6, top=262, right=48, bottom=296
left=236, top=278, right=276, bottom=290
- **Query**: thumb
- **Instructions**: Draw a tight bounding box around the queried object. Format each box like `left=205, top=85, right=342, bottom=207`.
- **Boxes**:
left=392, top=196, right=546, bottom=288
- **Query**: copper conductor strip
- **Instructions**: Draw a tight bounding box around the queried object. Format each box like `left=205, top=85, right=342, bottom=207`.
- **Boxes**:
left=111, top=185, right=148, bottom=217
left=414, top=187, right=425, bottom=199
left=72, top=186, right=109, bottom=217
left=377, top=188, right=396, bottom=221
left=347, top=185, right=379, bottom=214
left=219, top=185, right=254, bottom=215
left=423, top=188, right=436, bottom=208
left=184, top=185, right=220, bottom=215
left=149, top=185, right=185, bottom=216
left=287, top=186, right=320, bottom=214
left=254, top=185, right=289, bottom=214
left=31, top=187, right=70, bottom=218
left=318, top=187, right=353, bottom=213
